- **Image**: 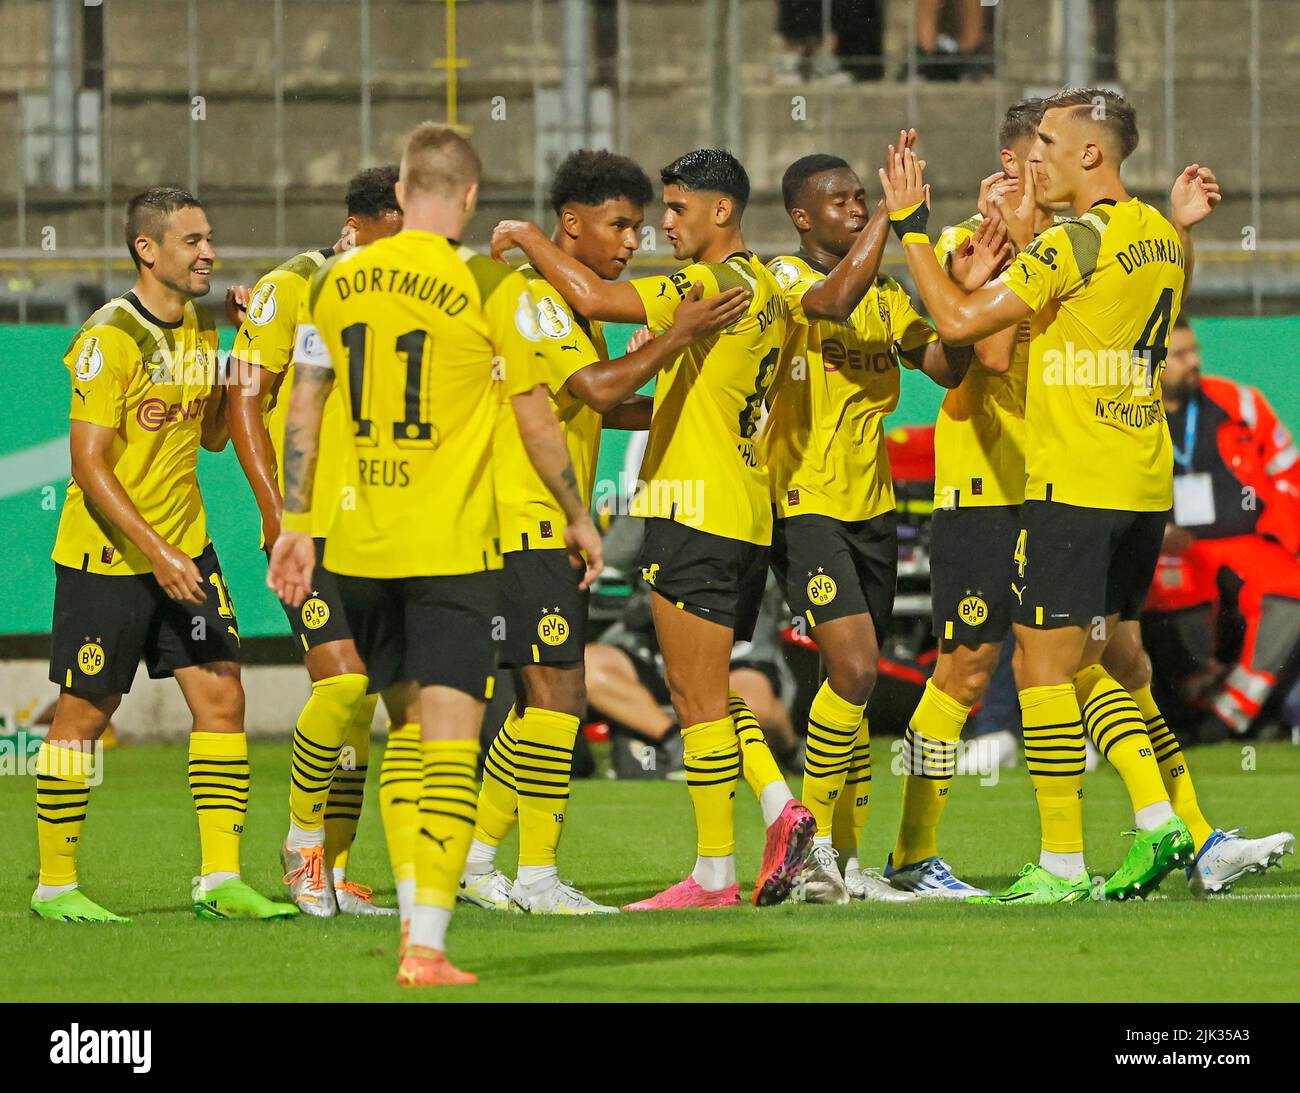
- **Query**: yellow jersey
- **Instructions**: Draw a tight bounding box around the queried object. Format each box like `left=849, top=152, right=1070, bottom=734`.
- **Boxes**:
left=932, top=215, right=1029, bottom=508
left=53, top=293, right=220, bottom=575
left=295, top=231, right=542, bottom=578
left=493, top=266, right=606, bottom=553
left=1000, top=197, right=1183, bottom=512
left=630, top=253, right=786, bottom=545
left=235, top=248, right=349, bottom=539
left=761, top=255, right=937, bottom=522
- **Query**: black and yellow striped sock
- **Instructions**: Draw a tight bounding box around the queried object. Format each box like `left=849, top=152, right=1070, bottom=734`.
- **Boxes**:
left=415, top=738, right=481, bottom=912
left=730, top=692, right=785, bottom=801
left=1019, top=685, right=1086, bottom=854
left=682, top=716, right=741, bottom=857
left=35, top=740, right=94, bottom=888
left=379, top=722, right=421, bottom=895
left=799, top=681, right=865, bottom=839
left=475, top=707, right=521, bottom=849
left=1133, top=684, right=1214, bottom=851
left=325, top=692, right=377, bottom=874
left=516, top=708, right=578, bottom=869
left=894, top=680, right=968, bottom=867
left=289, top=673, right=367, bottom=833
left=189, top=731, right=250, bottom=876
left=1075, top=664, right=1168, bottom=815
left=832, top=717, right=871, bottom=859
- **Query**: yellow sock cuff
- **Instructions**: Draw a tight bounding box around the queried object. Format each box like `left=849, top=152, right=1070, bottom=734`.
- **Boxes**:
left=35, top=740, right=95, bottom=781
left=809, top=680, right=866, bottom=728
left=518, top=707, right=579, bottom=748
left=912, top=679, right=971, bottom=744
left=682, top=716, right=739, bottom=756
left=190, top=730, right=248, bottom=758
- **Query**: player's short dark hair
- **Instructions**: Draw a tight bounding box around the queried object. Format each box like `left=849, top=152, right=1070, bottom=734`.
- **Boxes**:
left=781, top=154, right=851, bottom=212
left=548, top=150, right=654, bottom=215
left=660, top=149, right=750, bottom=211
left=999, top=98, right=1044, bottom=149
left=346, top=165, right=400, bottom=219
left=124, top=187, right=204, bottom=268
left=1040, top=87, right=1139, bottom=161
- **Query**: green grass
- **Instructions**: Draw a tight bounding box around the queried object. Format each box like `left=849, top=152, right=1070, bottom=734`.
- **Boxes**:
left=2, top=739, right=1297, bottom=1002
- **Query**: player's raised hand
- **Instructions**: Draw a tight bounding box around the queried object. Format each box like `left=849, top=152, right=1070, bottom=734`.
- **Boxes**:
left=672, top=282, right=750, bottom=341
left=225, top=284, right=250, bottom=327
left=879, top=146, right=929, bottom=216
left=491, top=219, right=541, bottom=263
left=150, top=541, right=206, bottom=605
left=991, top=165, right=1038, bottom=251
left=950, top=215, right=1012, bottom=291
left=267, top=530, right=317, bottom=608
left=1171, top=164, right=1222, bottom=230
left=564, top=515, right=604, bottom=591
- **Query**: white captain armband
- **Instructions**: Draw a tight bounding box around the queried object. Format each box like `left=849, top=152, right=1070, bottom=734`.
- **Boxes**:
left=292, top=322, right=332, bottom=370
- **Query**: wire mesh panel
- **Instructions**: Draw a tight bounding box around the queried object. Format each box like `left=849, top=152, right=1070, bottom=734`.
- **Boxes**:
left=1, top=0, right=1297, bottom=319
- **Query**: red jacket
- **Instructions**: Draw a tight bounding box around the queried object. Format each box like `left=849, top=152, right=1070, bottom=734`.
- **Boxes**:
left=1190, top=376, right=1300, bottom=552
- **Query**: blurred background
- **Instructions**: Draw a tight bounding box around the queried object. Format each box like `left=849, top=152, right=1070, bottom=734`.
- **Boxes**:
left=2, top=0, right=1298, bottom=763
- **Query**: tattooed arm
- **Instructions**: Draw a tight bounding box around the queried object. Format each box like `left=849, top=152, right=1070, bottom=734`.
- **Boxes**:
left=511, top=383, right=604, bottom=588
left=266, top=361, right=333, bottom=607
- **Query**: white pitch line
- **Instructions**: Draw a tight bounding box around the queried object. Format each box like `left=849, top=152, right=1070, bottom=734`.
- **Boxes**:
left=0, top=436, right=70, bottom=500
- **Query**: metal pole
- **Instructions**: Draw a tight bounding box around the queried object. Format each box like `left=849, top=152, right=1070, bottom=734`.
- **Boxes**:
left=187, top=0, right=199, bottom=193
left=101, top=6, right=113, bottom=300
left=1163, top=0, right=1175, bottom=184
left=16, top=84, right=27, bottom=324
left=560, top=0, right=589, bottom=155
left=1063, top=0, right=1090, bottom=87
left=531, top=0, right=544, bottom=222
left=725, top=0, right=740, bottom=152
left=1250, top=0, right=1262, bottom=315
left=273, top=0, right=286, bottom=249
left=49, top=0, right=77, bottom=191
left=360, top=0, right=372, bottom=164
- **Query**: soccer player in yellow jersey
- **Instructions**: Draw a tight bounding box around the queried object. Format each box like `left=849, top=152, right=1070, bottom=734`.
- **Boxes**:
left=34, top=188, right=296, bottom=924
left=268, top=123, right=602, bottom=988
left=461, top=150, right=748, bottom=916
left=762, top=143, right=972, bottom=905
left=881, top=88, right=1221, bottom=903
left=493, top=149, right=816, bottom=910
left=229, top=167, right=404, bottom=917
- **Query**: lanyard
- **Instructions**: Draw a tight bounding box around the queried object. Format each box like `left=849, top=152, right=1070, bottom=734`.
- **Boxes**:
left=1172, top=396, right=1198, bottom=470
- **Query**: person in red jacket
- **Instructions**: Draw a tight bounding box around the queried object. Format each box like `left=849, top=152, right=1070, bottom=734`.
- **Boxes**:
left=1148, top=314, right=1300, bottom=737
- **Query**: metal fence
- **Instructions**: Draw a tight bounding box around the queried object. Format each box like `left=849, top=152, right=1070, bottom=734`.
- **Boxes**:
left=2, top=0, right=1297, bottom=320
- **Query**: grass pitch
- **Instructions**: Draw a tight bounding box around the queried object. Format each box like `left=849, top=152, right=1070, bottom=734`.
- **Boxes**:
left=2, top=739, right=1297, bottom=1002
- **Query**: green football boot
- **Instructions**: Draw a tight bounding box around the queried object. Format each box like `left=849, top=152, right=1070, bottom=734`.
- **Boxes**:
left=30, top=888, right=130, bottom=923
left=1103, top=815, right=1195, bottom=901
left=192, top=877, right=299, bottom=921
left=966, top=863, right=1090, bottom=905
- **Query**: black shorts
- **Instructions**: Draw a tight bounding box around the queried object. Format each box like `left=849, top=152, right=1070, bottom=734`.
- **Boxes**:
left=269, top=538, right=354, bottom=655
left=638, top=518, right=769, bottom=642
left=497, top=548, right=588, bottom=668
left=49, top=544, right=241, bottom=695
left=770, top=512, right=897, bottom=642
left=334, top=570, right=498, bottom=698
left=1013, top=500, right=1168, bottom=629
left=930, top=504, right=1020, bottom=645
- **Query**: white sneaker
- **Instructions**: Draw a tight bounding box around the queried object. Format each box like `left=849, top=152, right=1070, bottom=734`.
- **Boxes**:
left=457, top=867, right=517, bottom=911
left=280, top=843, right=337, bottom=917
left=510, top=876, right=619, bottom=915
left=792, top=845, right=850, bottom=905
left=334, top=879, right=398, bottom=916
left=1188, top=829, right=1295, bottom=895
left=845, top=863, right=916, bottom=902
left=956, top=729, right=1019, bottom=774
